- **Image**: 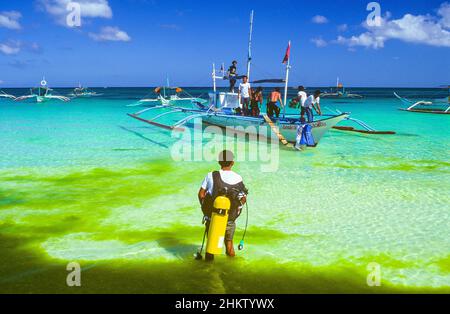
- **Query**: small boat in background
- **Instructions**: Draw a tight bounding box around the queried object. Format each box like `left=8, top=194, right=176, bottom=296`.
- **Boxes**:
left=321, top=78, right=363, bottom=99
left=394, top=91, right=450, bottom=114
left=0, top=90, right=16, bottom=100
left=69, top=83, right=101, bottom=98
left=15, top=78, right=70, bottom=103
left=127, top=83, right=207, bottom=108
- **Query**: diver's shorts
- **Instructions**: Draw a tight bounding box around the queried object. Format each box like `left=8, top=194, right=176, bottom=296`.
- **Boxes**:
left=225, top=220, right=236, bottom=241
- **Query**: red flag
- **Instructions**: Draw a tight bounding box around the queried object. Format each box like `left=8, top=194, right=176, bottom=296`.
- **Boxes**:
left=282, top=41, right=291, bottom=64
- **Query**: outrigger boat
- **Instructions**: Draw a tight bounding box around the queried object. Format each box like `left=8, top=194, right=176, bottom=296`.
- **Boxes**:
left=321, top=78, right=363, bottom=99
left=128, top=11, right=394, bottom=148
left=69, top=83, right=101, bottom=98
left=0, top=90, right=16, bottom=100
left=127, top=11, right=351, bottom=148
left=127, top=81, right=207, bottom=108
left=15, top=78, right=70, bottom=103
left=394, top=91, right=450, bottom=114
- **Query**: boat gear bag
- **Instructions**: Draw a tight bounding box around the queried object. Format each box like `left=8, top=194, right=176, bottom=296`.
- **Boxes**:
left=201, top=171, right=248, bottom=221
left=297, top=124, right=315, bottom=147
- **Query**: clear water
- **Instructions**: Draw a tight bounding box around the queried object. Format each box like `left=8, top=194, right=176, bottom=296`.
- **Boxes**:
left=0, top=87, right=449, bottom=293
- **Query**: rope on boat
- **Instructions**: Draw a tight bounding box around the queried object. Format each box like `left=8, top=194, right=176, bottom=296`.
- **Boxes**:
left=263, top=115, right=294, bottom=148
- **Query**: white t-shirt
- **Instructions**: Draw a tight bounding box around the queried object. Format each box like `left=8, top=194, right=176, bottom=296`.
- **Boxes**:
left=201, top=170, right=243, bottom=195
left=303, top=95, right=320, bottom=108
left=239, top=83, right=251, bottom=98
left=298, top=91, right=307, bottom=107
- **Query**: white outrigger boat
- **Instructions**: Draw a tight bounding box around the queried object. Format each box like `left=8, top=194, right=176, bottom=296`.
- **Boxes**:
left=321, top=78, right=363, bottom=99
left=15, top=78, right=70, bottom=103
left=128, top=11, right=393, bottom=147
left=394, top=91, right=450, bottom=115
left=69, top=83, right=101, bottom=98
left=127, top=83, right=207, bottom=108
left=0, top=90, right=16, bottom=100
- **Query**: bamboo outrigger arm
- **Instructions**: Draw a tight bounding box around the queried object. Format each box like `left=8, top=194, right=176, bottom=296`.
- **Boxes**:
left=324, top=108, right=396, bottom=135
left=128, top=105, right=213, bottom=132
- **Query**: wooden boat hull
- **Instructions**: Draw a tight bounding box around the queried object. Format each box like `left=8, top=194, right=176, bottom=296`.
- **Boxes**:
left=398, top=108, right=450, bottom=115
left=201, top=113, right=348, bottom=146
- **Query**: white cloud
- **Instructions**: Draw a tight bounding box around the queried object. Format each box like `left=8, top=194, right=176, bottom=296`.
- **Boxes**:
left=337, top=24, right=348, bottom=32
left=0, top=41, right=21, bottom=55
left=438, top=2, right=450, bottom=28
left=89, top=26, right=131, bottom=42
left=0, top=11, right=22, bottom=30
left=312, top=15, right=329, bottom=24
left=336, top=33, right=385, bottom=49
left=311, top=37, right=328, bottom=48
left=335, top=2, right=450, bottom=49
left=38, top=0, right=112, bottom=25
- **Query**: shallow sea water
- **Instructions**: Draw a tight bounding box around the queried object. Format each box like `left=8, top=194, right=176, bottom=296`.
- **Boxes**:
left=0, top=87, right=449, bottom=293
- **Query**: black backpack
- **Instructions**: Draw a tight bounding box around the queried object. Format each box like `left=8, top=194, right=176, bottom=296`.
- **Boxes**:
left=201, top=171, right=248, bottom=221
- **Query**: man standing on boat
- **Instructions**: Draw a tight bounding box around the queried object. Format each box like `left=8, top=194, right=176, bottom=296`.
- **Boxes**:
left=267, top=87, right=283, bottom=118
left=250, top=87, right=263, bottom=117
left=238, top=76, right=252, bottom=116
left=227, top=61, right=238, bottom=92
left=302, top=90, right=322, bottom=122
left=198, top=150, right=248, bottom=261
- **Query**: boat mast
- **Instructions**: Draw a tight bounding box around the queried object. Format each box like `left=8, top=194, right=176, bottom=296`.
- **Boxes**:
left=212, top=63, right=217, bottom=93
left=246, top=10, right=254, bottom=80
left=283, top=41, right=291, bottom=118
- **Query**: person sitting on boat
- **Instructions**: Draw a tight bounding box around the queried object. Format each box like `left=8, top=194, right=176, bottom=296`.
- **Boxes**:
left=267, top=87, right=283, bottom=118
left=238, top=76, right=252, bottom=116
left=250, top=87, right=263, bottom=117
left=302, top=90, right=322, bottom=122
left=198, top=150, right=248, bottom=261
left=227, top=61, right=238, bottom=92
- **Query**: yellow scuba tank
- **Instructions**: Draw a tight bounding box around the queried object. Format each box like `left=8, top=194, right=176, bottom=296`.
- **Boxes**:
left=205, top=196, right=231, bottom=255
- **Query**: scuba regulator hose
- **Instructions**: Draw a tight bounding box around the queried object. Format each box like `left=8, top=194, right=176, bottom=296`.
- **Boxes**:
left=238, top=202, right=249, bottom=251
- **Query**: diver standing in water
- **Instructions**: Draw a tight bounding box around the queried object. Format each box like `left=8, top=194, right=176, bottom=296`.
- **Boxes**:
left=198, top=150, right=248, bottom=261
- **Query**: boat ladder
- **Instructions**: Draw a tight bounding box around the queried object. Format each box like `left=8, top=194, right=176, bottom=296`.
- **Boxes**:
left=263, top=115, right=294, bottom=148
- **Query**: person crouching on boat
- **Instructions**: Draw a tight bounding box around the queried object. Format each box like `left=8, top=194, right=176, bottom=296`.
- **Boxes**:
left=267, top=87, right=283, bottom=118
left=238, top=76, right=252, bottom=116
left=302, top=90, right=322, bottom=122
left=198, top=150, right=248, bottom=261
left=250, top=87, right=263, bottom=117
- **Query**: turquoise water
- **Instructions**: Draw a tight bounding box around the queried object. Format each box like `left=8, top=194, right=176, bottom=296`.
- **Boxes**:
left=0, top=87, right=449, bottom=293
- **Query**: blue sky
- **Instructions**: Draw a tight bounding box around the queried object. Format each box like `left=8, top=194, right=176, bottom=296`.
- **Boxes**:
left=0, top=0, right=449, bottom=87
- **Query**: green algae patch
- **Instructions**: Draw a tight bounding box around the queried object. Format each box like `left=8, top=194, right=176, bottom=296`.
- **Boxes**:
left=1, top=159, right=449, bottom=293
left=0, top=160, right=199, bottom=213
left=435, top=255, right=450, bottom=273
left=1, top=232, right=449, bottom=294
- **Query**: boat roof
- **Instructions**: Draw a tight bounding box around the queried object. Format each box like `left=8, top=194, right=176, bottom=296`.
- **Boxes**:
left=251, top=79, right=286, bottom=84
